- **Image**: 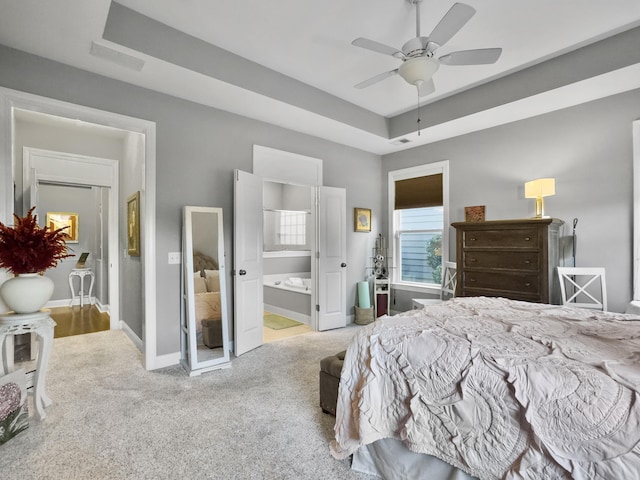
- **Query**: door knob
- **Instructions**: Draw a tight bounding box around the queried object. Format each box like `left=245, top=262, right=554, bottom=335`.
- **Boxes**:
left=341, top=263, right=347, bottom=268
left=238, top=269, right=247, bottom=276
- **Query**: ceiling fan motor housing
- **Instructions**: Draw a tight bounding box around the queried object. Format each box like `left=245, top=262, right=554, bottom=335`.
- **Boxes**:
left=401, top=37, right=434, bottom=57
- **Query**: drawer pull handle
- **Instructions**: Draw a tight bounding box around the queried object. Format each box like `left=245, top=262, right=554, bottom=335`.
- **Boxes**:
left=470, top=237, right=477, bottom=241
left=524, top=237, right=531, bottom=241
left=469, top=278, right=477, bottom=283
left=525, top=282, right=531, bottom=287
left=470, top=258, right=477, bottom=263
left=524, top=260, right=531, bottom=264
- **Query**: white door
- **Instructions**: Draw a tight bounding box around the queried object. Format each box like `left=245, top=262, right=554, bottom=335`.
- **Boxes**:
left=233, top=170, right=264, bottom=356
left=317, top=186, right=347, bottom=331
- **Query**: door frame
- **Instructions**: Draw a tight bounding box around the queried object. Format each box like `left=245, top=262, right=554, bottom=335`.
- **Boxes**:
left=23, top=147, right=120, bottom=330
left=0, top=86, right=161, bottom=370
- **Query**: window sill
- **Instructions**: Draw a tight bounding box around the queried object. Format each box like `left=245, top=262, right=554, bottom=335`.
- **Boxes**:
left=392, top=282, right=441, bottom=295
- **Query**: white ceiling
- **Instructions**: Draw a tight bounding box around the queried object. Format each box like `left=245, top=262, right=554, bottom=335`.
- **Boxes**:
left=1, top=0, right=640, bottom=154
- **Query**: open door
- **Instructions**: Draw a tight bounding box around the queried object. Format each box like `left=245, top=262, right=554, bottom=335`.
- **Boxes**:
left=317, top=186, right=347, bottom=331
left=233, top=170, right=264, bottom=356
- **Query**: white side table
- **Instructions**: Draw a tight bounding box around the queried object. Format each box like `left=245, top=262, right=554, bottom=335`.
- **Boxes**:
left=68, top=268, right=95, bottom=307
left=0, top=310, right=56, bottom=420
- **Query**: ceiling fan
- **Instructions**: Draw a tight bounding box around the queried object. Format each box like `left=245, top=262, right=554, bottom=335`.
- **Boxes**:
left=352, top=0, right=502, bottom=96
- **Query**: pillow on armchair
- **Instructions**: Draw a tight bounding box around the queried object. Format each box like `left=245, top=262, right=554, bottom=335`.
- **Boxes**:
left=204, top=269, right=220, bottom=292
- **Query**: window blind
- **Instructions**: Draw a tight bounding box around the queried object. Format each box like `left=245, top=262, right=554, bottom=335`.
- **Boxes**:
left=395, top=174, right=443, bottom=210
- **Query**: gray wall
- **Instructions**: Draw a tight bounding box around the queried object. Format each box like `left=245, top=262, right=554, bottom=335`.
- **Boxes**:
left=0, top=45, right=382, bottom=357
left=36, top=183, right=98, bottom=301
left=263, top=256, right=312, bottom=276
left=383, top=89, right=640, bottom=313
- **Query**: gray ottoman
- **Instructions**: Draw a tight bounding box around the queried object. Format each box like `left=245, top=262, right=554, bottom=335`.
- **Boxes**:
left=201, top=318, right=223, bottom=348
left=319, top=350, right=346, bottom=416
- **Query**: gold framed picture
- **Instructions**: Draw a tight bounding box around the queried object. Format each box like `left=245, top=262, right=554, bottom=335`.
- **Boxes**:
left=464, top=205, right=486, bottom=222
left=127, top=191, right=141, bottom=256
left=354, top=207, right=371, bottom=232
left=46, top=212, right=79, bottom=243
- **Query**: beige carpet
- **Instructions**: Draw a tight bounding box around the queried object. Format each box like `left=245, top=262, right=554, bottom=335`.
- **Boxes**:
left=0, top=326, right=374, bottom=480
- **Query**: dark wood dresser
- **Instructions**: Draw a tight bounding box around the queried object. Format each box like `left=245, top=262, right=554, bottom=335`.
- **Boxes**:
left=452, top=218, right=563, bottom=304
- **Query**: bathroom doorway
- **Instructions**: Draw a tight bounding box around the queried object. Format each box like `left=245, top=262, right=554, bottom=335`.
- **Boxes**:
left=262, top=180, right=314, bottom=343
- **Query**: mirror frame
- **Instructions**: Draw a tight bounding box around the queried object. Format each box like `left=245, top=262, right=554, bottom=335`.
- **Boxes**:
left=181, top=206, right=231, bottom=375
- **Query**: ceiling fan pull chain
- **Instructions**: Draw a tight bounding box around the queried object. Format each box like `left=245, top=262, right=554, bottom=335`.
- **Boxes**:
left=417, top=88, right=421, bottom=136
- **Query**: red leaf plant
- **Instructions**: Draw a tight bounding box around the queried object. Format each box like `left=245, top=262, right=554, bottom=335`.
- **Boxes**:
left=0, top=207, right=73, bottom=275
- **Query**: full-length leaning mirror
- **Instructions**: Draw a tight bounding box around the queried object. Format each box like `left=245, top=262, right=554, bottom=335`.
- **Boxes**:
left=181, top=206, right=231, bottom=375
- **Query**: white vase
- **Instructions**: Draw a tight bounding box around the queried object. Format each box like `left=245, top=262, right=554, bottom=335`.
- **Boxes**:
left=0, top=273, right=54, bottom=314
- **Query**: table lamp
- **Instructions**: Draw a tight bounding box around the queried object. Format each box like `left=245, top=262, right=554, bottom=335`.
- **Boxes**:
left=525, top=178, right=555, bottom=218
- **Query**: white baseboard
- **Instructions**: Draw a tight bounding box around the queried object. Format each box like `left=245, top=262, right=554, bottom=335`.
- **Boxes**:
left=120, top=320, right=141, bottom=350
left=264, top=304, right=311, bottom=325
left=95, top=300, right=110, bottom=314
left=46, top=297, right=98, bottom=308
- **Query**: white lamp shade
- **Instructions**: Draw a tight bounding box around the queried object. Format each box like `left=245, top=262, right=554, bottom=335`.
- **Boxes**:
left=525, top=178, right=556, bottom=198
left=398, top=57, right=439, bottom=86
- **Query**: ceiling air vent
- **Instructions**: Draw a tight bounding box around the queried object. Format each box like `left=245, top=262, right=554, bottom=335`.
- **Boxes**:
left=90, top=41, right=145, bottom=72
left=391, top=138, right=411, bottom=145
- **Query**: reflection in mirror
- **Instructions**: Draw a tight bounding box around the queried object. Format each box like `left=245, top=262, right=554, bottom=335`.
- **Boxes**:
left=181, top=206, right=231, bottom=375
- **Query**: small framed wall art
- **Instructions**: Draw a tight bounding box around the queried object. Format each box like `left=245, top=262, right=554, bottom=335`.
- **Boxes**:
left=127, top=191, right=141, bottom=256
left=354, top=208, right=371, bottom=232
left=464, top=205, right=486, bottom=222
left=46, top=212, right=79, bottom=243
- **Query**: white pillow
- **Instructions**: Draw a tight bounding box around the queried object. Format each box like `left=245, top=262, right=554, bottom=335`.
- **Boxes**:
left=204, top=269, right=220, bottom=292
left=193, top=274, right=207, bottom=294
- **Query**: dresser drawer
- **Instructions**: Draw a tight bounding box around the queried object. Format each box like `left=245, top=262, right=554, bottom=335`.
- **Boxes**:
left=462, top=228, right=540, bottom=249
left=462, top=271, right=540, bottom=296
left=463, top=251, right=540, bottom=271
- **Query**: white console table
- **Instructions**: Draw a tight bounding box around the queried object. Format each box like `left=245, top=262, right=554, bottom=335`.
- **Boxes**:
left=68, top=268, right=95, bottom=307
left=0, top=310, right=56, bottom=420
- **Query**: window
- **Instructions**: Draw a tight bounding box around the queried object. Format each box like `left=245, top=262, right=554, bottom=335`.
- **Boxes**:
left=396, top=207, right=443, bottom=283
left=278, top=210, right=306, bottom=245
left=389, top=162, right=449, bottom=290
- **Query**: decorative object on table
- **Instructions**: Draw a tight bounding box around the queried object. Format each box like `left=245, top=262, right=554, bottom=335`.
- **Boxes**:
left=0, top=368, right=29, bottom=445
left=0, top=207, right=72, bottom=313
left=464, top=205, right=485, bottom=222
left=45, top=212, right=78, bottom=243
left=370, top=233, right=389, bottom=279
left=75, top=252, right=90, bottom=269
left=127, top=191, right=141, bottom=256
left=524, top=177, right=555, bottom=218
left=354, top=207, right=371, bottom=232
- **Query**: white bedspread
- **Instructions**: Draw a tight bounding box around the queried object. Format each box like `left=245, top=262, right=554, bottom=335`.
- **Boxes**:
left=331, top=297, right=640, bottom=479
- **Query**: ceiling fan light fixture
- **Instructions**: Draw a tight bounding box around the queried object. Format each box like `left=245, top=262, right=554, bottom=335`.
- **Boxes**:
left=398, top=57, right=439, bottom=86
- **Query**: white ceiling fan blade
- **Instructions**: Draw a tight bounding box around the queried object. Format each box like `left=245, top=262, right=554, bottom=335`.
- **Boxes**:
left=439, top=48, right=502, bottom=65
left=352, top=38, right=404, bottom=59
left=355, top=69, right=398, bottom=89
left=428, top=3, right=476, bottom=48
left=418, top=78, right=435, bottom=97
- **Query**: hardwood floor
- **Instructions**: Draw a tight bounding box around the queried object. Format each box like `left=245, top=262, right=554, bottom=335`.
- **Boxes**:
left=12, top=305, right=110, bottom=364
left=49, top=305, right=110, bottom=338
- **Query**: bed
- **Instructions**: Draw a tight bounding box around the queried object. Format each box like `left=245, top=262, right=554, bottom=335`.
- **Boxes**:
left=330, top=296, right=640, bottom=479
left=192, top=252, right=221, bottom=335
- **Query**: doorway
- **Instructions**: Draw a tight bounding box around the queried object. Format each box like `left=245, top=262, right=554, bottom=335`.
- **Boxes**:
left=0, top=86, right=161, bottom=370
left=234, top=168, right=347, bottom=356
left=262, top=180, right=314, bottom=343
